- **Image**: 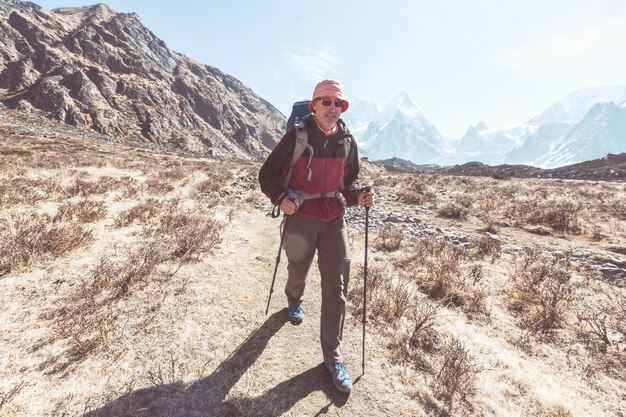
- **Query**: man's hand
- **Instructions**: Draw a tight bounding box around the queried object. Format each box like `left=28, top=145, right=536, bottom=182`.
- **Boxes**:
left=357, top=189, right=375, bottom=208
left=280, top=197, right=297, bottom=215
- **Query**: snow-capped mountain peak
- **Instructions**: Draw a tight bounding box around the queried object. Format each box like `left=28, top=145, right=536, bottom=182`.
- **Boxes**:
left=346, top=85, right=626, bottom=168
left=475, top=121, right=489, bottom=131
left=356, top=92, right=445, bottom=163
left=383, top=91, right=423, bottom=119
left=342, top=97, right=382, bottom=124
left=530, top=85, right=626, bottom=125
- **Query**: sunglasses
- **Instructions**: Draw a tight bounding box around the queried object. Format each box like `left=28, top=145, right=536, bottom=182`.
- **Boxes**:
left=318, top=98, right=345, bottom=108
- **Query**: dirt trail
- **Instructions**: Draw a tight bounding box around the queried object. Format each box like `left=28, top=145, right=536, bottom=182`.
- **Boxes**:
left=0, top=208, right=419, bottom=417
left=185, top=209, right=421, bottom=416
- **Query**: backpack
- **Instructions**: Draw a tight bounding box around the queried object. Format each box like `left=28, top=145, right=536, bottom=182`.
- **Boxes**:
left=282, top=101, right=352, bottom=189
left=286, top=100, right=311, bottom=132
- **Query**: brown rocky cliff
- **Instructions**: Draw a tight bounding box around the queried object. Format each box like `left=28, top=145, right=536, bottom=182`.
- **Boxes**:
left=0, top=1, right=284, bottom=158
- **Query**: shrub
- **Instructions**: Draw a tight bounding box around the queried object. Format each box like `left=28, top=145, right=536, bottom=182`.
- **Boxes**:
left=507, top=249, right=577, bottom=334
left=0, top=381, right=25, bottom=411
left=512, top=200, right=583, bottom=234
left=195, top=169, right=234, bottom=198
left=437, top=203, right=468, bottom=220
left=432, top=337, right=480, bottom=412
left=0, top=178, right=57, bottom=206
left=400, top=237, right=489, bottom=318
left=372, top=277, right=414, bottom=326
left=0, top=213, right=93, bottom=276
left=148, top=209, right=224, bottom=262
left=531, top=201, right=582, bottom=233
left=456, top=195, right=474, bottom=208
left=373, top=224, right=404, bottom=251
left=349, top=261, right=411, bottom=326
left=160, top=165, right=187, bottom=181
left=471, top=234, right=502, bottom=261
left=576, top=287, right=626, bottom=353
left=114, top=199, right=164, bottom=227
left=391, top=299, right=442, bottom=372
left=606, top=200, right=626, bottom=221
left=53, top=243, right=169, bottom=360
left=576, top=298, right=613, bottom=353
left=478, top=216, right=501, bottom=235
left=64, top=179, right=100, bottom=197
left=144, top=176, right=175, bottom=195
left=54, top=200, right=107, bottom=223
left=397, top=189, right=437, bottom=206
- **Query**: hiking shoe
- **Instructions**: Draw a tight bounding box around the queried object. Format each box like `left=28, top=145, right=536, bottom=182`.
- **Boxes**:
left=288, top=304, right=304, bottom=324
left=326, top=362, right=353, bottom=393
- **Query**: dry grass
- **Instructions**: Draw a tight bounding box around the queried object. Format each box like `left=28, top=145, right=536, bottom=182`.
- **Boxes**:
left=396, top=237, right=490, bottom=319
left=0, top=212, right=94, bottom=277
left=390, top=298, right=442, bottom=372
left=373, top=224, right=404, bottom=251
left=113, top=198, right=165, bottom=228
left=0, top=177, right=62, bottom=206
left=0, top=381, right=25, bottom=412
left=144, top=205, right=224, bottom=262
left=506, top=248, right=577, bottom=335
left=431, top=336, right=481, bottom=415
left=52, top=242, right=170, bottom=363
left=437, top=203, right=469, bottom=220
left=53, top=200, right=107, bottom=223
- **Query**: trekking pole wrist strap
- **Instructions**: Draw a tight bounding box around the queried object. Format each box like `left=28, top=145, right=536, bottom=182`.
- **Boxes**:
left=272, top=192, right=288, bottom=218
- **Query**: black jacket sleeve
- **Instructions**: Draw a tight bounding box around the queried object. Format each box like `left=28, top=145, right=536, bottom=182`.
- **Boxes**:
left=258, top=130, right=296, bottom=205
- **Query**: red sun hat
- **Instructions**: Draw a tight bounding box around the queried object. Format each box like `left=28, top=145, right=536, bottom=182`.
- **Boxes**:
left=309, top=79, right=349, bottom=113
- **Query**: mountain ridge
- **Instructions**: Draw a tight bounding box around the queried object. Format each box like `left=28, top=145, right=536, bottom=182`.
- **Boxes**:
left=372, top=152, right=626, bottom=182
left=0, top=0, right=284, bottom=159
left=349, top=87, right=626, bottom=168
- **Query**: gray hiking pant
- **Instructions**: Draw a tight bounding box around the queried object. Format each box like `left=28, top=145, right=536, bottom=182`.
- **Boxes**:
left=283, top=214, right=351, bottom=365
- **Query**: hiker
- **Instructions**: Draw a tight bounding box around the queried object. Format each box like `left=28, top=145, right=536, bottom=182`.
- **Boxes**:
left=258, top=79, right=374, bottom=393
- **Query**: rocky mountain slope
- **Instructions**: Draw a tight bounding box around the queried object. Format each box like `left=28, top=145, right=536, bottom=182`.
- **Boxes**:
left=0, top=0, right=284, bottom=159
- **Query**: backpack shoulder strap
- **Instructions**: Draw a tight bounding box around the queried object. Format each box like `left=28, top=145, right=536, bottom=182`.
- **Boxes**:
left=282, top=122, right=314, bottom=188
left=343, top=130, right=352, bottom=164
left=338, top=130, right=352, bottom=190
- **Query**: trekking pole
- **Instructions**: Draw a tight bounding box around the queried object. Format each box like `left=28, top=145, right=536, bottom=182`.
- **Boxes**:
left=361, top=186, right=372, bottom=374
left=266, top=214, right=291, bottom=315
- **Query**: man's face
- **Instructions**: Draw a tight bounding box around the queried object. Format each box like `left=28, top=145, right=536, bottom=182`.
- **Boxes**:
left=312, top=96, right=344, bottom=131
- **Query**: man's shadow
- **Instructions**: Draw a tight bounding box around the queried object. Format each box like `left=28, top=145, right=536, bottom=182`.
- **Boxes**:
left=85, top=308, right=349, bottom=417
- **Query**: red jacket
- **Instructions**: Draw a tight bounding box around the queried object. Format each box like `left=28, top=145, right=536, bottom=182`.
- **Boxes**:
left=259, top=114, right=361, bottom=221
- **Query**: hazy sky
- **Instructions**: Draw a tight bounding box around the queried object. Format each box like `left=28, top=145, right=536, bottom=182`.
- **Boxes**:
left=33, top=0, right=626, bottom=137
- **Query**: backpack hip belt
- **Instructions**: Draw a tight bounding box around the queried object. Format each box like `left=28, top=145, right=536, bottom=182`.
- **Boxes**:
left=271, top=190, right=342, bottom=218
left=296, top=191, right=342, bottom=201
left=289, top=190, right=342, bottom=211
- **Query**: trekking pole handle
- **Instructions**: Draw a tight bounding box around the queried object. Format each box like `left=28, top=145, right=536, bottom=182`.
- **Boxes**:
left=359, top=186, right=373, bottom=206
left=272, top=190, right=299, bottom=218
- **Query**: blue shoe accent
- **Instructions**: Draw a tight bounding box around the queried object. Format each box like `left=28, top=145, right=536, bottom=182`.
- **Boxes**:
left=288, top=304, right=304, bottom=324
left=326, top=362, right=353, bottom=393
